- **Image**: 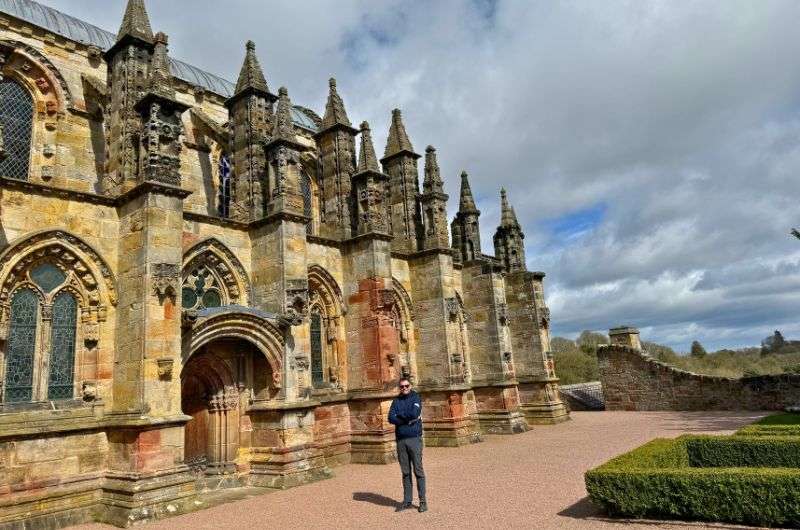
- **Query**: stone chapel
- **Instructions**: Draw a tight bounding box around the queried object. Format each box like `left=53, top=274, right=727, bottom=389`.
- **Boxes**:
left=0, top=0, right=568, bottom=526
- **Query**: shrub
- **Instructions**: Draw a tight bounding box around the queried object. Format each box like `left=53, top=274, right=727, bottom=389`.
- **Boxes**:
left=585, top=436, right=800, bottom=527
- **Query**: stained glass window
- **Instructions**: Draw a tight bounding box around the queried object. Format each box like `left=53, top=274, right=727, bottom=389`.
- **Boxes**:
left=218, top=154, right=232, bottom=218
left=182, top=266, right=223, bottom=310
left=47, top=292, right=77, bottom=400
left=4, top=288, right=38, bottom=402
left=301, top=173, right=313, bottom=235
left=310, top=311, right=324, bottom=387
left=31, top=263, right=66, bottom=293
left=0, top=79, right=33, bottom=181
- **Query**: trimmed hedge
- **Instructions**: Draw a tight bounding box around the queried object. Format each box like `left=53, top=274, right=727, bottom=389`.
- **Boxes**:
left=585, top=436, right=800, bottom=527
left=736, top=424, right=800, bottom=437
left=686, top=435, right=800, bottom=468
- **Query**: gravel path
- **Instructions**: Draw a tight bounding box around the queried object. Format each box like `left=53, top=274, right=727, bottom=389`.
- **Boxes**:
left=74, top=411, right=769, bottom=530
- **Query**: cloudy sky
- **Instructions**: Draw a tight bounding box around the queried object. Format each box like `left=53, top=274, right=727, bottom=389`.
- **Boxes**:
left=38, top=0, right=800, bottom=351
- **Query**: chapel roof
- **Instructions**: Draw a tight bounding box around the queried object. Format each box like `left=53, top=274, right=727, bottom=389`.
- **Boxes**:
left=0, top=0, right=318, bottom=131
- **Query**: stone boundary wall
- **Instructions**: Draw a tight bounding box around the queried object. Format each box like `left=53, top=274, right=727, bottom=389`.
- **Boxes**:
left=598, top=345, right=800, bottom=411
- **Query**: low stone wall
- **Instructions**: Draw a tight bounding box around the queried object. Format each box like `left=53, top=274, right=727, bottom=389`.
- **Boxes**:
left=598, top=345, right=800, bottom=411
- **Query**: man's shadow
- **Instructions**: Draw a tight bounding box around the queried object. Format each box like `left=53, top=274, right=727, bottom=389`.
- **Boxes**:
left=352, top=492, right=399, bottom=507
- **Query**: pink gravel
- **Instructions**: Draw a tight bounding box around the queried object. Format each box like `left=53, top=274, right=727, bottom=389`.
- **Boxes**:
left=73, top=411, right=770, bottom=530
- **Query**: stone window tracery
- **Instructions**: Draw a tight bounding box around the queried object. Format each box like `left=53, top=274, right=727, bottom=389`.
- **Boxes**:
left=0, top=78, right=33, bottom=180
left=182, top=265, right=224, bottom=311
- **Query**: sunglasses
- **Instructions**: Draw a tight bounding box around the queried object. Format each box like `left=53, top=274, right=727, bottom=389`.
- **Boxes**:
left=399, top=384, right=411, bottom=389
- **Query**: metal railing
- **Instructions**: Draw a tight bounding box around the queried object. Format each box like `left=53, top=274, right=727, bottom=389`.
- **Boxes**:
left=559, top=381, right=605, bottom=410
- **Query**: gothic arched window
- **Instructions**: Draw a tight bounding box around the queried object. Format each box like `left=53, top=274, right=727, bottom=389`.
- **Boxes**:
left=0, top=79, right=34, bottom=181
left=2, top=263, right=79, bottom=403
left=310, top=310, right=324, bottom=387
left=308, top=266, right=345, bottom=391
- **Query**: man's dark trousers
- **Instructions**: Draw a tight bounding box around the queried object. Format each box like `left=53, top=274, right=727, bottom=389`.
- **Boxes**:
left=396, top=435, right=425, bottom=504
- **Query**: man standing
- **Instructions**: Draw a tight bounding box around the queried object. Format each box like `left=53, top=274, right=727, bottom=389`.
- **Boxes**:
left=388, top=377, right=427, bottom=513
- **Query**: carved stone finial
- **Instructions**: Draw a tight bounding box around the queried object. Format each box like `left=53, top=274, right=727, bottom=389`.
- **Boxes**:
left=458, top=171, right=479, bottom=213
left=357, top=121, right=380, bottom=173
left=234, top=40, right=269, bottom=96
left=272, top=87, right=295, bottom=140
left=116, top=0, right=154, bottom=44
left=423, top=144, right=444, bottom=195
left=498, top=187, right=519, bottom=228
left=320, top=76, right=353, bottom=131
left=383, top=108, right=416, bottom=159
left=149, top=31, right=174, bottom=97
left=493, top=185, right=526, bottom=272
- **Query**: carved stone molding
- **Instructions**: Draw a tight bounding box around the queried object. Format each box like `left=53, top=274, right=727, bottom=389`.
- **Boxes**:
left=0, top=230, right=118, bottom=307
left=151, top=263, right=180, bottom=302
left=497, top=303, right=509, bottom=326
left=294, top=354, right=310, bottom=371
left=0, top=39, right=74, bottom=110
left=81, top=380, right=98, bottom=402
left=157, top=358, right=174, bottom=380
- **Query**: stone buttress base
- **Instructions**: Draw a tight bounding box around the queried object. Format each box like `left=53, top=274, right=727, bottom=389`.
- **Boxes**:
left=348, top=396, right=396, bottom=464
left=247, top=444, right=332, bottom=489
left=472, top=384, right=529, bottom=435
left=96, top=467, right=198, bottom=527
left=518, top=380, right=570, bottom=425
left=420, top=388, right=482, bottom=447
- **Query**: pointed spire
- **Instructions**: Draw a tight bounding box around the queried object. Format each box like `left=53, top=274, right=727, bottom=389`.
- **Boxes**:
left=459, top=171, right=479, bottom=213
left=383, top=108, right=418, bottom=160
left=320, top=78, right=354, bottom=131
left=234, top=40, right=270, bottom=96
left=423, top=145, right=444, bottom=194
left=500, top=188, right=520, bottom=228
left=149, top=32, right=173, bottom=96
left=357, top=121, right=380, bottom=173
left=272, top=87, right=294, bottom=140
left=116, top=0, right=154, bottom=44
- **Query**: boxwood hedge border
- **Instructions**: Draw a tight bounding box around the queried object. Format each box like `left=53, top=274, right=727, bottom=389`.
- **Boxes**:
left=585, top=436, right=800, bottom=527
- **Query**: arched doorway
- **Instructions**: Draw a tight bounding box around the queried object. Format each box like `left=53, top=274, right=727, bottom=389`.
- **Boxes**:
left=181, top=338, right=278, bottom=475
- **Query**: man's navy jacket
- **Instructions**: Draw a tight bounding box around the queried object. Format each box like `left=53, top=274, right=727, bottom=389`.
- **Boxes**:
left=388, top=390, right=423, bottom=439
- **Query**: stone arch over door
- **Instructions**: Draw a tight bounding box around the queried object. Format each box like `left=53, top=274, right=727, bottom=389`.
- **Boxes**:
left=307, top=264, right=346, bottom=390
left=182, top=311, right=286, bottom=475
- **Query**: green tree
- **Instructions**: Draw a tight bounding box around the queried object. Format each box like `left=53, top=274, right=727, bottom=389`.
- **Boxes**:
left=577, top=330, right=608, bottom=356
left=690, top=340, right=707, bottom=358
left=762, top=330, right=787, bottom=354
